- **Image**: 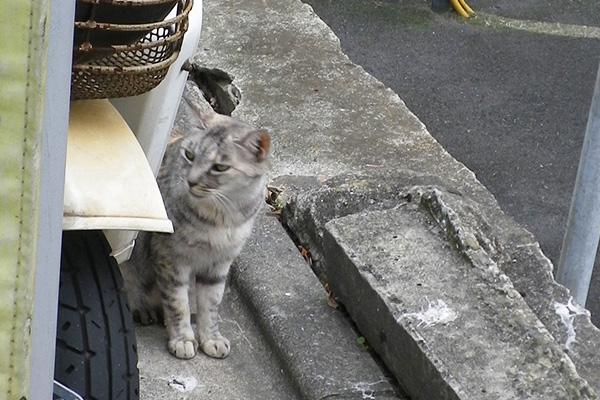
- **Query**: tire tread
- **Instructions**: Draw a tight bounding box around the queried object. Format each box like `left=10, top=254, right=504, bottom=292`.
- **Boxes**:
left=54, top=231, right=139, bottom=400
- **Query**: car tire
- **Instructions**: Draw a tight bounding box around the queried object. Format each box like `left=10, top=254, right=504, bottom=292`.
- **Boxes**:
left=54, top=230, right=139, bottom=400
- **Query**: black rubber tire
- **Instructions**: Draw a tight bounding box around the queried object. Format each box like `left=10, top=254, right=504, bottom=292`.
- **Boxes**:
left=54, top=230, right=139, bottom=400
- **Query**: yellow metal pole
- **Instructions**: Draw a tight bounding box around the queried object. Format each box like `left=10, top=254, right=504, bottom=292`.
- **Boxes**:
left=0, top=0, right=50, bottom=398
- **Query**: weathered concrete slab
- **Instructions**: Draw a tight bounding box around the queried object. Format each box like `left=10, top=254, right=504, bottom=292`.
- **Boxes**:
left=280, top=170, right=600, bottom=397
left=323, top=203, right=592, bottom=399
left=195, top=0, right=473, bottom=185
left=279, top=170, right=527, bottom=284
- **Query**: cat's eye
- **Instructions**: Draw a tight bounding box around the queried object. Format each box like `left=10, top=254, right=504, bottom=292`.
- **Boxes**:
left=183, top=149, right=195, bottom=162
left=211, top=163, right=230, bottom=172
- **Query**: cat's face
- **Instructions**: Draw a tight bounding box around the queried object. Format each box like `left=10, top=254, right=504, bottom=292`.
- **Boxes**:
left=170, top=112, right=270, bottom=205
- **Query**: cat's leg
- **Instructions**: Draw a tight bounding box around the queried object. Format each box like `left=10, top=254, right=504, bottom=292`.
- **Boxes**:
left=195, top=274, right=230, bottom=358
left=133, top=308, right=158, bottom=326
left=131, top=282, right=163, bottom=326
left=120, top=240, right=163, bottom=326
left=157, top=264, right=198, bottom=359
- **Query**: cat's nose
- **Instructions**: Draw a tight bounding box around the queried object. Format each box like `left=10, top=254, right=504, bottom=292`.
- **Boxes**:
left=187, top=170, right=201, bottom=187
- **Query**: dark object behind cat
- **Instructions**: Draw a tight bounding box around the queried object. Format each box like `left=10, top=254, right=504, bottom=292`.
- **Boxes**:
left=121, top=102, right=269, bottom=359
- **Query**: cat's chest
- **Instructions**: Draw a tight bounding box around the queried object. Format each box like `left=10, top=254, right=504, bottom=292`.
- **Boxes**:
left=176, top=219, right=253, bottom=254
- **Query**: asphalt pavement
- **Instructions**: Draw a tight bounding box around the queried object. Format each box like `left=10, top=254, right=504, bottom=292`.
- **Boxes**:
left=300, top=0, right=600, bottom=325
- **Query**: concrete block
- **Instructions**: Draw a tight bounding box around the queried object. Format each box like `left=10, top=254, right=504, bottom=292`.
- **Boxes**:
left=281, top=169, right=520, bottom=283
left=323, top=205, right=593, bottom=399
left=281, top=170, right=600, bottom=396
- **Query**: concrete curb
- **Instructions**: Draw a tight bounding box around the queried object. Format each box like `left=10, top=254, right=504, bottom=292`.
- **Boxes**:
left=276, top=171, right=600, bottom=398
left=232, top=210, right=401, bottom=399
left=324, top=206, right=589, bottom=399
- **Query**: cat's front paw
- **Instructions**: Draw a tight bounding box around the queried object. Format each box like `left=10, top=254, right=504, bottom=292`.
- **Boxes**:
left=200, top=336, right=230, bottom=359
left=168, top=338, right=199, bottom=359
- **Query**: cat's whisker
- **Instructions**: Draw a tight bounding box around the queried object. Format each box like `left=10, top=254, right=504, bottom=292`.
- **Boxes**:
left=210, top=190, right=236, bottom=214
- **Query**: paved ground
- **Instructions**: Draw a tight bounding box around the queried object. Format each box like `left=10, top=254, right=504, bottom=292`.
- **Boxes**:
left=300, top=0, right=600, bottom=324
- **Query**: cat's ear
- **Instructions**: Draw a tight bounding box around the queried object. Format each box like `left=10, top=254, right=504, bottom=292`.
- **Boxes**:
left=183, top=96, right=211, bottom=130
left=241, top=130, right=270, bottom=162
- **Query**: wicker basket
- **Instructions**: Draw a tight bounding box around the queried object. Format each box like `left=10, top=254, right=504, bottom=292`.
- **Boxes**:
left=71, top=0, right=192, bottom=100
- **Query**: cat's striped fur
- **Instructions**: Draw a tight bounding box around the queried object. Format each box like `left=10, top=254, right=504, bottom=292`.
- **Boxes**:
left=121, top=104, right=269, bottom=359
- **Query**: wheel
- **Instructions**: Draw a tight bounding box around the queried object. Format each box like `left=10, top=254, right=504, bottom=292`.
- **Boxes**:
left=54, top=230, right=139, bottom=400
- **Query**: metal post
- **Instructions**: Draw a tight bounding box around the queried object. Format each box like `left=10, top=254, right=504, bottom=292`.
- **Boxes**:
left=28, top=1, right=74, bottom=399
left=557, top=62, right=600, bottom=307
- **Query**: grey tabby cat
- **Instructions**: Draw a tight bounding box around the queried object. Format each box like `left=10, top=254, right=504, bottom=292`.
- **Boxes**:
left=121, top=103, right=269, bottom=359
